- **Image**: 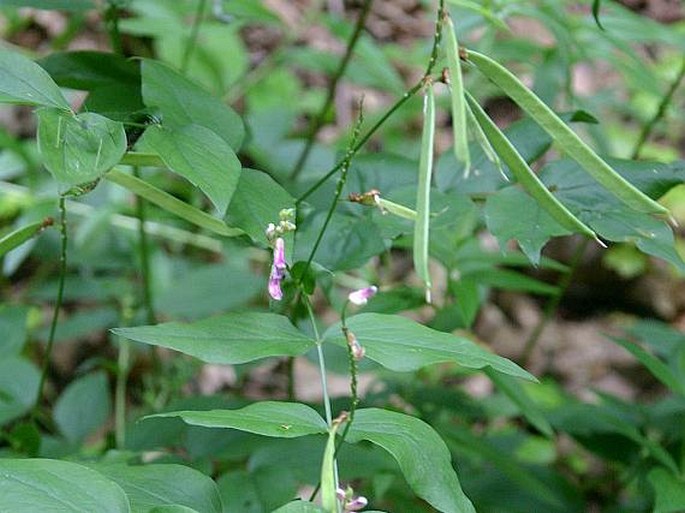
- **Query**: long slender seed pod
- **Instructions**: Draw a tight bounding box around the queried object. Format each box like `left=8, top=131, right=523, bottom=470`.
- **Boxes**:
left=0, top=219, right=53, bottom=258
left=414, top=86, right=436, bottom=303
left=464, top=99, right=507, bottom=181
left=467, top=49, right=668, bottom=216
left=321, top=419, right=343, bottom=513
left=444, top=14, right=470, bottom=176
left=466, top=92, right=598, bottom=241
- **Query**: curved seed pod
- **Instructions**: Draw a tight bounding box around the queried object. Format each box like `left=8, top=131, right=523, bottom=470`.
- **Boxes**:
left=466, top=91, right=598, bottom=241
left=444, top=14, right=470, bottom=176
left=467, top=49, right=668, bottom=216
left=0, top=219, right=53, bottom=258
left=377, top=197, right=417, bottom=220
left=414, top=86, right=435, bottom=303
left=464, top=99, right=507, bottom=181
left=321, top=418, right=342, bottom=513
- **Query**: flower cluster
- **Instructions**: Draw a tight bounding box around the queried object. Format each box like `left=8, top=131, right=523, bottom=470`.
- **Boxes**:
left=266, top=209, right=296, bottom=301
left=336, top=486, right=368, bottom=512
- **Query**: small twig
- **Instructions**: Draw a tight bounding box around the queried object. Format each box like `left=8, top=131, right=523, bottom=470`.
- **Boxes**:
left=631, top=57, right=685, bottom=159
left=290, top=0, right=374, bottom=180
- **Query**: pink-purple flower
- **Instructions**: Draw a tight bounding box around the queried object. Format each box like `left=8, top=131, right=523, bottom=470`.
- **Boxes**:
left=268, top=237, right=287, bottom=301
left=336, top=486, right=368, bottom=511
left=348, top=286, right=378, bottom=306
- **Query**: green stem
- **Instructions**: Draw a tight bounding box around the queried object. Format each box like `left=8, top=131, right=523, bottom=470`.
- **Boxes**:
left=631, top=57, right=685, bottom=159
left=304, top=296, right=333, bottom=426
left=290, top=0, right=374, bottom=180
left=114, top=294, right=133, bottom=450
left=296, top=0, right=446, bottom=205
left=33, top=196, right=68, bottom=415
left=521, top=238, right=589, bottom=365
left=182, top=0, right=208, bottom=75
left=133, top=167, right=156, bottom=324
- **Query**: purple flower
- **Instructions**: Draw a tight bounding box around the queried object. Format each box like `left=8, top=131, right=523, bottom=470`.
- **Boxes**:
left=268, top=238, right=287, bottom=301
left=348, top=286, right=378, bottom=306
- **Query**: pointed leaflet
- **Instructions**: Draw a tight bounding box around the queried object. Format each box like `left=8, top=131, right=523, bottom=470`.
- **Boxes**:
left=323, top=313, right=535, bottom=381
left=139, top=124, right=241, bottom=215
left=141, top=59, right=244, bottom=150
left=0, top=50, right=70, bottom=110
left=0, top=459, right=130, bottom=513
left=346, top=408, right=476, bottom=513
left=150, top=402, right=327, bottom=438
left=37, top=108, right=126, bottom=188
left=113, top=312, right=315, bottom=365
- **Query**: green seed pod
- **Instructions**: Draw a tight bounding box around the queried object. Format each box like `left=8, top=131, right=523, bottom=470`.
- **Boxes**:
left=444, top=14, right=470, bottom=176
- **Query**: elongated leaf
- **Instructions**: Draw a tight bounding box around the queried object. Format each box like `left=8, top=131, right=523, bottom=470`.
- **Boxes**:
left=347, top=408, right=476, bottom=513
left=0, top=459, right=130, bottom=513
left=467, top=50, right=667, bottom=215
left=324, top=313, right=535, bottom=381
left=113, top=313, right=316, bottom=364
left=149, top=507, right=199, bottom=513
left=105, top=169, right=243, bottom=237
left=466, top=92, right=595, bottom=242
left=93, top=464, right=221, bottom=513
left=53, top=371, right=111, bottom=443
left=37, top=108, right=126, bottom=187
left=139, top=124, right=241, bottom=215
left=0, top=219, right=52, bottom=258
left=0, top=50, right=70, bottom=110
left=612, top=338, right=685, bottom=396
left=445, top=15, right=470, bottom=174
left=649, top=467, right=685, bottom=513
left=0, top=356, right=40, bottom=426
left=151, top=402, right=327, bottom=438
left=272, top=503, right=326, bottom=513
left=141, top=59, right=244, bottom=150
left=592, top=0, right=605, bottom=30
left=414, top=87, right=435, bottom=302
left=38, top=51, right=140, bottom=91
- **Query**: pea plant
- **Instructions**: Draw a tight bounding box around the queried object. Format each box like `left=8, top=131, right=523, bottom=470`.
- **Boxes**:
left=1, top=0, right=684, bottom=512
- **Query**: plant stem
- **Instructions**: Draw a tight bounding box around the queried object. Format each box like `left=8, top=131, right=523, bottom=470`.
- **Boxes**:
left=182, top=0, right=208, bottom=75
left=631, top=56, right=685, bottom=159
left=115, top=322, right=131, bottom=449
left=296, top=0, right=446, bottom=205
left=521, top=238, right=589, bottom=365
left=33, top=196, right=68, bottom=415
left=289, top=0, right=374, bottom=181
left=304, top=296, right=333, bottom=426
left=133, top=167, right=156, bottom=324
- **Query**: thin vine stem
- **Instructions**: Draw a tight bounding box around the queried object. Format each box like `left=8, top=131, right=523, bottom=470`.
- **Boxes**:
left=631, top=56, right=685, bottom=159
left=290, top=0, right=374, bottom=180
left=182, top=0, right=208, bottom=75
left=296, top=0, right=446, bottom=205
left=133, top=167, right=156, bottom=324
left=33, top=196, right=68, bottom=415
left=303, top=295, right=333, bottom=426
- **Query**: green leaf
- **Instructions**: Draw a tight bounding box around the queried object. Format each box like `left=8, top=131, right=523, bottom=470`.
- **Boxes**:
left=649, top=467, right=685, bottom=513
left=105, top=169, right=243, bottom=237
left=224, top=168, right=296, bottom=246
left=148, top=507, right=199, bottom=513
left=272, top=502, right=326, bottom=513
left=591, top=0, right=604, bottom=30
left=53, top=371, right=111, bottom=443
left=112, top=313, right=316, bottom=364
left=611, top=338, right=685, bottom=396
left=0, top=458, right=130, bottom=513
left=37, top=51, right=140, bottom=91
left=0, top=306, right=28, bottom=356
left=0, top=50, right=70, bottom=110
left=0, top=0, right=95, bottom=10
left=139, top=124, right=241, bottom=215
left=324, top=313, right=535, bottom=381
left=93, top=464, right=221, bottom=513
left=141, top=59, right=244, bottom=150
left=37, top=108, right=126, bottom=188
left=150, top=401, right=327, bottom=438
left=0, top=220, right=52, bottom=259
left=346, top=408, right=476, bottom=513
left=0, top=357, right=40, bottom=426
left=485, top=187, right=571, bottom=265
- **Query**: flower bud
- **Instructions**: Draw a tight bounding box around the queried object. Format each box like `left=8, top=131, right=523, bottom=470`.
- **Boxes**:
left=348, top=286, right=378, bottom=306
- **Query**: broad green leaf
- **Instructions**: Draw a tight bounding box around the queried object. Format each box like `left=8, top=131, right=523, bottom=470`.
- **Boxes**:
left=38, top=51, right=140, bottom=91
left=37, top=108, right=126, bottom=188
left=149, top=507, right=200, bottom=513
left=346, top=408, right=476, bottom=513
left=139, top=124, right=241, bottom=215
left=105, top=169, right=243, bottom=237
left=611, top=338, right=685, bottom=396
left=272, top=503, right=326, bottom=513
left=0, top=305, right=28, bottom=356
left=0, top=356, right=40, bottom=426
left=93, top=464, right=221, bottom=513
left=151, top=402, right=327, bottom=438
left=0, top=220, right=52, bottom=259
left=224, top=168, right=295, bottom=246
left=141, top=59, right=244, bottom=150
left=0, top=50, right=70, bottom=110
left=485, top=187, right=571, bottom=264
left=0, top=459, right=130, bottom=513
left=324, top=313, right=535, bottom=381
left=53, top=371, right=111, bottom=443
left=113, top=313, right=316, bottom=364
left=649, top=467, right=685, bottom=513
